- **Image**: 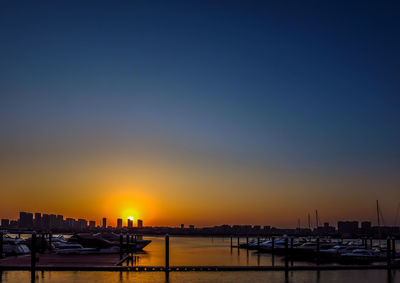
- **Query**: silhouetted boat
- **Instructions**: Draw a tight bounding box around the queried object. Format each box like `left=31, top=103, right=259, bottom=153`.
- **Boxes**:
left=68, top=233, right=151, bottom=251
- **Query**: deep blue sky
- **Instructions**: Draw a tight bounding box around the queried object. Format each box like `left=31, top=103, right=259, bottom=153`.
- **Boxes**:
left=0, top=0, right=399, bottom=225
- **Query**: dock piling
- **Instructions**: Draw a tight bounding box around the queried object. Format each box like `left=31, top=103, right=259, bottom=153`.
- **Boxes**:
left=316, top=237, right=320, bottom=265
left=48, top=233, right=52, bottom=251
left=237, top=236, right=240, bottom=247
left=246, top=236, right=249, bottom=249
left=119, top=234, right=123, bottom=260
left=0, top=232, right=3, bottom=259
left=284, top=237, right=289, bottom=270
left=386, top=238, right=391, bottom=268
left=31, top=232, right=37, bottom=282
left=165, top=234, right=170, bottom=271
left=230, top=235, right=233, bottom=248
left=126, top=234, right=130, bottom=253
left=391, top=238, right=396, bottom=259
left=271, top=237, right=275, bottom=253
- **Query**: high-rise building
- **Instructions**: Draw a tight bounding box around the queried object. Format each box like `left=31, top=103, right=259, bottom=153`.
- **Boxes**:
left=19, top=212, right=33, bottom=228
left=49, top=214, right=57, bottom=229
left=338, top=221, right=359, bottom=235
left=181, top=224, right=184, bottom=229
left=117, top=218, right=122, bottom=228
left=56, top=215, right=64, bottom=228
left=42, top=214, right=50, bottom=229
left=89, top=221, right=96, bottom=228
left=102, top=217, right=107, bottom=228
left=65, top=218, right=75, bottom=229
left=34, top=213, right=42, bottom=228
left=78, top=219, right=87, bottom=230
left=127, top=219, right=133, bottom=228
left=137, top=219, right=143, bottom=228
left=1, top=219, right=9, bottom=227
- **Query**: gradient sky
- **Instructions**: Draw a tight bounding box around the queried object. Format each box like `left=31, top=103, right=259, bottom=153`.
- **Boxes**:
left=0, top=0, right=399, bottom=228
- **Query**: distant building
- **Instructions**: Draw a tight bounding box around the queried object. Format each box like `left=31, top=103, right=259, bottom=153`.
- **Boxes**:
left=34, top=213, right=41, bottom=228
left=137, top=219, right=143, bottom=228
left=117, top=218, right=122, bottom=228
left=181, top=224, right=184, bottom=229
left=42, top=214, right=50, bottom=229
left=89, top=221, right=96, bottom=228
left=102, top=218, right=107, bottom=228
left=338, top=221, right=359, bottom=235
left=127, top=219, right=133, bottom=228
left=56, top=215, right=64, bottom=228
left=65, top=218, right=75, bottom=229
left=189, top=225, right=195, bottom=229
left=316, top=222, right=336, bottom=234
left=78, top=219, right=87, bottom=230
left=1, top=219, right=9, bottom=227
left=19, top=212, right=33, bottom=228
left=361, top=221, right=371, bottom=231
left=49, top=214, right=57, bottom=229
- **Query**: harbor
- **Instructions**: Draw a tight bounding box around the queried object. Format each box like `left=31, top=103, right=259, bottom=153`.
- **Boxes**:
left=0, top=234, right=399, bottom=282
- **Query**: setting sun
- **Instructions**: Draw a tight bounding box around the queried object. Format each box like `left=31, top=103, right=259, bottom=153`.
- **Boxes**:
left=128, top=216, right=134, bottom=221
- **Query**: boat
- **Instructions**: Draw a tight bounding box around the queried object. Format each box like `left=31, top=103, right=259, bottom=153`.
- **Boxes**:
left=68, top=233, right=151, bottom=252
left=2, top=235, right=30, bottom=256
left=340, top=249, right=382, bottom=264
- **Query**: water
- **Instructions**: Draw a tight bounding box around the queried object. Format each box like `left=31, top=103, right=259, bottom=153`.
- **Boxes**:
left=1, top=236, right=399, bottom=282
left=0, top=270, right=399, bottom=283
left=121, top=236, right=398, bottom=267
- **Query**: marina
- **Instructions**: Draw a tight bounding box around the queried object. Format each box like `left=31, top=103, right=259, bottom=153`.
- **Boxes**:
left=0, top=235, right=400, bottom=282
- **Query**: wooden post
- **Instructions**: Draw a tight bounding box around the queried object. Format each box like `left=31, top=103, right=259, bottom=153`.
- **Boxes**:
left=126, top=234, right=130, bottom=253
left=165, top=234, right=170, bottom=271
left=119, top=234, right=123, bottom=260
left=0, top=232, right=3, bottom=259
left=257, top=236, right=260, bottom=249
left=31, top=232, right=37, bottom=282
left=392, top=238, right=396, bottom=259
left=230, top=235, right=233, bottom=248
left=387, top=237, right=391, bottom=268
left=316, top=237, right=320, bottom=265
left=40, top=233, right=44, bottom=253
left=246, top=236, right=249, bottom=249
left=237, top=236, right=240, bottom=247
left=271, top=236, right=275, bottom=253
left=48, top=233, right=52, bottom=251
left=284, top=237, right=289, bottom=271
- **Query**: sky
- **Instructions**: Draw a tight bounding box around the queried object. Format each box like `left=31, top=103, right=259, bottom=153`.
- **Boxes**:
left=0, top=0, right=399, bottom=228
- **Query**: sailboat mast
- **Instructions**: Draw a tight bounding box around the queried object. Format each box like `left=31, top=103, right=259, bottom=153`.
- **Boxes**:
left=376, top=200, right=380, bottom=227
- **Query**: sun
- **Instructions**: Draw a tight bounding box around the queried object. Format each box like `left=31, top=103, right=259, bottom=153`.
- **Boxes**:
left=128, top=216, right=134, bottom=221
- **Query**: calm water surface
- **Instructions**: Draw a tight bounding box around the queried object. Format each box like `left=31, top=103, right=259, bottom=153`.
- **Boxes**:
left=125, top=236, right=398, bottom=267
left=0, top=270, right=399, bottom=283
left=2, top=236, right=399, bottom=282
